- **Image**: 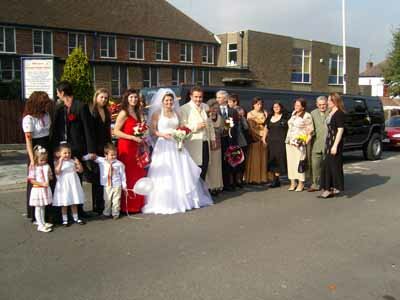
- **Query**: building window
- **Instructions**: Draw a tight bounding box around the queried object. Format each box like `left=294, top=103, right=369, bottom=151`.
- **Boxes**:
left=172, top=68, right=186, bottom=86
left=33, top=30, right=52, bottom=55
left=0, top=27, right=16, bottom=53
left=192, top=69, right=210, bottom=86
left=68, top=33, right=86, bottom=54
left=0, top=56, right=21, bottom=81
left=329, top=54, right=344, bottom=85
left=143, top=67, right=159, bottom=88
left=227, top=43, right=238, bottom=66
left=100, top=35, right=117, bottom=58
left=129, top=38, right=144, bottom=60
left=111, top=65, right=127, bottom=96
left=180, top=43, right=193, bottom=63
left=202, top=45, right=214, bottom=64
left=291, top=48, right=311, bottom=83
left=155, top=40, right=169, bottom=61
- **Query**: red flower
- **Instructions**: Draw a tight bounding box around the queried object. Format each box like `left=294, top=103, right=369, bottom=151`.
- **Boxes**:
left=67, top=113, right=76, bottom=122
left=176, top=126, right=192, bottom=135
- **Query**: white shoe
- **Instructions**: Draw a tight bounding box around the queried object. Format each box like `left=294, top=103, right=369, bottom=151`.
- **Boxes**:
left=37, top=225, right=52, bottom=233
left=44, top=223, right=53, bottom=228
left=32, top=221, right=38, bottom=225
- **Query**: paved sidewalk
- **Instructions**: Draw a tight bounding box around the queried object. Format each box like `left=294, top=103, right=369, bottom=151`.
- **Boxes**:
left=0, top=149, right=27, bottom=190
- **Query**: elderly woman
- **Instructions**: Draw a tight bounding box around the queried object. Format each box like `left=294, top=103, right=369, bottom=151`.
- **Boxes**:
left=285, top=98, right=314, bottom=192
left=22, top=91, right=53, bottom=223
left=205, top=99, right=224, bottom=195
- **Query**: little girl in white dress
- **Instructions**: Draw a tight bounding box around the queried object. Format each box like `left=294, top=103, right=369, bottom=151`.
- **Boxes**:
left=53, top=143, right=85, bottom=226
left=28, top=145, right=53, bottom=233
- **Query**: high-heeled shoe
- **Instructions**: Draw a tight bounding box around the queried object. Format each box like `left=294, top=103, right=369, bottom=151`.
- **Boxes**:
left=288, top=185, right=297, bottom=191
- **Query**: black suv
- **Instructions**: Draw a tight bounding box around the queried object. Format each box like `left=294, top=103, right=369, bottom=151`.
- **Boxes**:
left=141, top=85, right=385, bottom=160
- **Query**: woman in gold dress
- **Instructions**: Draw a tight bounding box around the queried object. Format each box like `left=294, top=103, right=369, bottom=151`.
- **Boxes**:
left=244, top=97, right=268, bottom=184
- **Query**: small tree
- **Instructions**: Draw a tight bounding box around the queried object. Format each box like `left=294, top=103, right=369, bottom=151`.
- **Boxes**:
left=61, top=47, right=94, bottom=103
left=384, top=27, right=400, bottom=97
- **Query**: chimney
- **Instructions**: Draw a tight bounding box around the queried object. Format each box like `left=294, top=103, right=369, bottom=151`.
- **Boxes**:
left=366, top=61, right=373, bottom=69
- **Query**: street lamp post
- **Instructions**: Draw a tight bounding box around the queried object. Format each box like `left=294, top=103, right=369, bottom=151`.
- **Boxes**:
left=342, top=0, right=347, bottom=94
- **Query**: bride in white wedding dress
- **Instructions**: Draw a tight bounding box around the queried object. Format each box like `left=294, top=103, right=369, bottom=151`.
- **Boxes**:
left=142, top=89, right=213, bottom=215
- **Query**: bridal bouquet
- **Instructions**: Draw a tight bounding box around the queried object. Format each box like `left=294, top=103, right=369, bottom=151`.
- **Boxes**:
left=173, top=126, right=193, bottom=151
left=224, top=117, right=234, bottom=138
left=133, top=122, right=149, bottom=138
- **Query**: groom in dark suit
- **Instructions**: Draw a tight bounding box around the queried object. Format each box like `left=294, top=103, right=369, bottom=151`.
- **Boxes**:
left=52, top=81, right=96, bottom=218
left=216, top=90, right=239, bottom=190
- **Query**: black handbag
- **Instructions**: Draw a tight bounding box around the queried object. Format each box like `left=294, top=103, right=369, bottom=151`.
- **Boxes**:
left=298, top=159, right=307, bottom=173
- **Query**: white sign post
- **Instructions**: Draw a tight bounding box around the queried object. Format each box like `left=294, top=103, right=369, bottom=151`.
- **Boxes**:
left=22, top=58, right=54, bottom=100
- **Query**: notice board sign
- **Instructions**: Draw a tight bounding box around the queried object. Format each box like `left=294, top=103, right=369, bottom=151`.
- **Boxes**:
left=21, top=57, right=54, bottom=100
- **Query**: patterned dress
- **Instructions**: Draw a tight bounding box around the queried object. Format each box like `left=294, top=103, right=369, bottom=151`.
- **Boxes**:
left=28, top=164, right=52, bottom=207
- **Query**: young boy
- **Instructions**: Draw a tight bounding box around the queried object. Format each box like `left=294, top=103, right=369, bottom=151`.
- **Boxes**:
left=83, top=143, right=127, bottom=219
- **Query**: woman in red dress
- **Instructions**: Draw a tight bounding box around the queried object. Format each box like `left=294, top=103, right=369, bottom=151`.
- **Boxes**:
left=114, top=89, right=146, bottom=213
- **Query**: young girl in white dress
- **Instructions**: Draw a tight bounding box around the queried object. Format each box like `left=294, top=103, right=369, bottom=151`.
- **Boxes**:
left=53, top=143, right=86, bottom=226
left=28, top=145, right=53, bottom=233
left=142, top=89, right=213, bottom=215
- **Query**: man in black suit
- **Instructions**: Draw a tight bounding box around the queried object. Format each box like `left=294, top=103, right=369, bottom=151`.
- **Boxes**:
left=216, top=90, right=239, bottom=190
left=52, top=81, right=96, bottom=219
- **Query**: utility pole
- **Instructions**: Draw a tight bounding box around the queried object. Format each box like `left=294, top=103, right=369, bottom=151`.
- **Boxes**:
left=342, top=0, right=347, bottom=94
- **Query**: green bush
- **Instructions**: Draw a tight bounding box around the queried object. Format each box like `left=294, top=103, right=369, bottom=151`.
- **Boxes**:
left=61, top=47, right=94, bottom=103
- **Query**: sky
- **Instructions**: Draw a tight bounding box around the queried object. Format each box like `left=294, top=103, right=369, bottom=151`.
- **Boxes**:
left=168, top=0, right=399, bottom=72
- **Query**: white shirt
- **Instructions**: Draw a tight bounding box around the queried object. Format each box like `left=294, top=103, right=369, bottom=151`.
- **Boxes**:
left=22, top=114, right=51, bottom=138
left=83, top=156, right=127, bottom=189
left=220, top=105, right=228, bottom=118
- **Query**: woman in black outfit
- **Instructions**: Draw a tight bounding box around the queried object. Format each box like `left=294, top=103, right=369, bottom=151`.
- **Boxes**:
left=262, top=102, right=288, bottom=188
left=89, top=88, right=112, bottom=214
left=319, top=92, right=345, bottom=198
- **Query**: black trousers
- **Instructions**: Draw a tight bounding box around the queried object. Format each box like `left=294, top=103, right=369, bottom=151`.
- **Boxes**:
left=199, top=141, right=209, bottom=181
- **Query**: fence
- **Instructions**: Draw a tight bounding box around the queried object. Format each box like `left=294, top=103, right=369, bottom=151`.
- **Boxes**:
left=0, top=100, right=25, bottom=144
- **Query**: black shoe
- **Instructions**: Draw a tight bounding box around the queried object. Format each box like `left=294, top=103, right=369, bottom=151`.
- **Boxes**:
left=236, top=182, right=244, bottom=189
left=270, top=178, right=281, bottom=188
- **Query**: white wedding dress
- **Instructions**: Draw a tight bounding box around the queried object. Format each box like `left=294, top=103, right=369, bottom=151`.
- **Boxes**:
left=142, top=111, right=213, bottom=214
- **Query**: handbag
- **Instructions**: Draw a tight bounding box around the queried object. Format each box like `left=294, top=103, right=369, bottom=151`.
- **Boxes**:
left=298, top=159, right=307, bottom=173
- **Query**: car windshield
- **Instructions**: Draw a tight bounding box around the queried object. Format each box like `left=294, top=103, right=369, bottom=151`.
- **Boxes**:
left=385, top=117, right=400, bottom=127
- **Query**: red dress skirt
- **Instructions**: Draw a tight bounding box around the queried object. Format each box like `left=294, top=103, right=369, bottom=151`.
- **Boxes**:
left=117, top=115, right=146, bottom=213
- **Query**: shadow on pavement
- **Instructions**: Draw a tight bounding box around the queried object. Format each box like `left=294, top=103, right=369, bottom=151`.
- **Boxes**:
left=344, top=173, right=390, bottom=198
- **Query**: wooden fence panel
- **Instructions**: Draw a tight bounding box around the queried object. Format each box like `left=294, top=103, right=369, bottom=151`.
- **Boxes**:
left=0, top=100, right=25, bottom=144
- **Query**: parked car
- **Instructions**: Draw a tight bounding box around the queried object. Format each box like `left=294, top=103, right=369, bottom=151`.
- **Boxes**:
left=383, top=116, right=400, bottom=147
left=141, top=85, right=385, bottom=160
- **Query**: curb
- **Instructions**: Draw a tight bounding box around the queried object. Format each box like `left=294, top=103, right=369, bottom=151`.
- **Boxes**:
left=0, top=144, right=25, bottom=151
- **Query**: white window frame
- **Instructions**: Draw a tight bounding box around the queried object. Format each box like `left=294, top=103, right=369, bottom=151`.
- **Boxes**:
left=129, top=38, right=144, bottom=60
left=328, top=54, right=344, bottom=85
left=99, top=35, right=117, bottom=59
left=32, top=29, right=53, bottom=55
left=202, top=45, right=214, bottom=64
left=291, top=48, right=311, bottom=84
left=0, top=26, right=16, bottom=54
left=68, top=32, right=87, bottom=55
left=180, top=43, right=193, bottom=63
left=192, top=69, right=210, bottom=86
left=155, top=40, right=169, bottom=62
left=0, top=57, right=20, bottom=81
left=172, top=68, right=186, bottom=86
left=143, top=67, right=160, bottom=87
left=227, top=43, right=238, bottom=66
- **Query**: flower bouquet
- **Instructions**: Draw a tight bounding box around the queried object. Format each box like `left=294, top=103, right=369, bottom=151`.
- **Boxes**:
left=133, top=122, right=149, bottom=138
left=224, top=145, right=244, bottom=167
left=172, top=126, right=193, bottom=151
left=224, top=117, right=234, bottom=138
left=293, top=134, right=308, bottom=147
left=108, top=100, right=121, bottom=122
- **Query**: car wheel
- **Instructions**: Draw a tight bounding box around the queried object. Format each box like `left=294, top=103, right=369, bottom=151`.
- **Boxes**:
left=363, top=133, right=382, bottom=160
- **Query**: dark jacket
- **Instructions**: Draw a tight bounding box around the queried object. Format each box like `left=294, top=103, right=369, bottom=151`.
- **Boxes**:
left=52, top=99, right=96, bottom=158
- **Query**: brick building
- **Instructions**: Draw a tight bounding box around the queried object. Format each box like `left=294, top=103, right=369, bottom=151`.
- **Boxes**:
left=0, top=1, right=359, bottom=98
left=217, top=30, right=360, bottom=95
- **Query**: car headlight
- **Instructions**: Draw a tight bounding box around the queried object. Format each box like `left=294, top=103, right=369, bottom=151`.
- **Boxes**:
left=393, top=134, right=400, bottom=138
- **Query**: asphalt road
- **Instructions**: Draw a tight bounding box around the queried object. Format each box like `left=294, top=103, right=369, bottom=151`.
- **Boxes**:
left=1, top=151, right=400, bottom=300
